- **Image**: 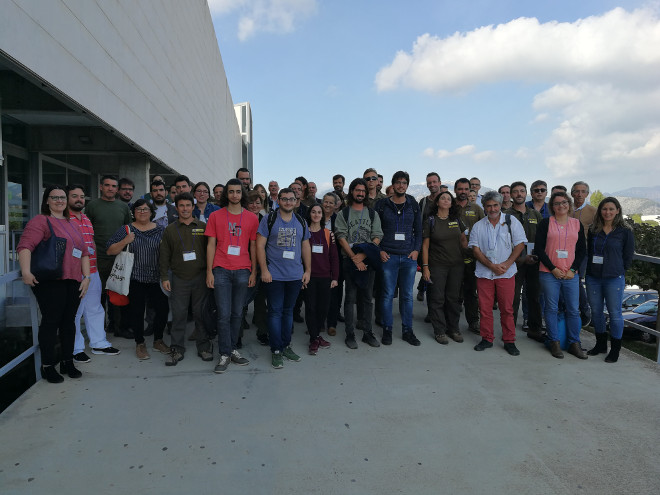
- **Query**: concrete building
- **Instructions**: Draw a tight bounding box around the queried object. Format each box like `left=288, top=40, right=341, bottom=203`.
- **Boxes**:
left=0, top=0, right=245, bottom=404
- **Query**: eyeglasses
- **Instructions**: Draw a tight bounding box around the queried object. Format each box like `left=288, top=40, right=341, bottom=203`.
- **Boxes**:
left=134, top=207, right=151, bottom=213
left=364, top=176, right=378, bottom=181
left=553, top=201, right=569, bottom=207
left=279, top=197, right=296, bottom=203
left=195, top=190, right=209, bottom=195
left=532, top=188, right=547, bottom=193
left=49, top=196, right=67, bottom=202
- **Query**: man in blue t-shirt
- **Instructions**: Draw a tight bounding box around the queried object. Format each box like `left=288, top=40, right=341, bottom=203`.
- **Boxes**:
left=256, top=188, right=311, bottom=369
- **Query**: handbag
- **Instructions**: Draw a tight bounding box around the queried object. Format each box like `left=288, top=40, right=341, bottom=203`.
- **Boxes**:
left=106, top=225, right=134, bottom=298
left=30, top=217, right=67, bottom=281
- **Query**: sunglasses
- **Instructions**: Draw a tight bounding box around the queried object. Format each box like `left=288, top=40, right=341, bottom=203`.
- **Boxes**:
left=532, top=188, right=547, bottom=193
left=364, top=176, right=379, bottom=181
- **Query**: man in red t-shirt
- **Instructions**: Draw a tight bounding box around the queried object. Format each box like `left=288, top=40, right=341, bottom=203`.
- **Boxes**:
left=205, top=179, right=258, bottom=374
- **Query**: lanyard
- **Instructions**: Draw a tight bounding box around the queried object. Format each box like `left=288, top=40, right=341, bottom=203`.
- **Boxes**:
left=488, top=222, right=501, bottom=252
left=395, top=202, right=405, bottom=232
left=553, top=217, right=569, bottom=251
left=226, top=208, right=244, bottom=247
left=58, top=217, right=85, bottom=248
left=352, top=208, right=365, bottom=243
left=595, top=230, right=612, bottom=256
left=175, top=222, right=194, bottom=252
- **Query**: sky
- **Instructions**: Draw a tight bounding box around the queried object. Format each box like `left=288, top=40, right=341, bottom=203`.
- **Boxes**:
left=208, top=0, right=660, bottom=195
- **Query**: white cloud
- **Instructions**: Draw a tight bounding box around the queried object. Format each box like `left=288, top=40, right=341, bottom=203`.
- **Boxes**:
left=208, top=0, right=317, bottom=41
left=424, top=144, right=495, bottom=161
left=377, top=7, right=660, bottom=184
left=375, top=7, right=660, bottom=92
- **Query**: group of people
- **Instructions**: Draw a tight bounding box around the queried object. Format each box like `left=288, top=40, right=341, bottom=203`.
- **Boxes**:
left=17, top=167, right=635, bottom=382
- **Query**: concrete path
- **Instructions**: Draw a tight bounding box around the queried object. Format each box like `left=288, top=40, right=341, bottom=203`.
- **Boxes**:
left=2, top=280, right=660, bottom=494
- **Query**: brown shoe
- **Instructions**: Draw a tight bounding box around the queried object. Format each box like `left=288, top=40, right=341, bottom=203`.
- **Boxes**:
left=327, top=327, right=336, bottom=336
left=447, top=331, right=464, bottom=343
left=567, top=342, right=588, bottom=360
left=153, top=339, right=170, bottom=354
left=549, top=341, right=564, bottom=359
left=434, top=333, right=449, bottom=345
left=136, top=343, right=150, bottom=360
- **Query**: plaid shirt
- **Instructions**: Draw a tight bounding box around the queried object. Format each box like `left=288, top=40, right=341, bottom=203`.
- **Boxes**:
left=70, top=213, right=97, bottom=273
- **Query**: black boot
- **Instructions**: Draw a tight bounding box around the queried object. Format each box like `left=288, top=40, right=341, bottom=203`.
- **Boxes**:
left=60, top=359, right=82, bottom=379
left=587, top=332, right=608, bottom=356
left=241, top=306, right=250, bottom=330
left=605, top=338, right=621, bottom=363
left=41, top=365, right=64, bottom=383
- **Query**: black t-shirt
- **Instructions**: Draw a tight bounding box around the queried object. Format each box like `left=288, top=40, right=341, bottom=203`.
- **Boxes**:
left=423, top=216, right=466, bottom=266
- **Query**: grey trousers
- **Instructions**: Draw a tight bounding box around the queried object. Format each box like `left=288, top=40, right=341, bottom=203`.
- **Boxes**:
left=169, top=272, right=210, bottom=354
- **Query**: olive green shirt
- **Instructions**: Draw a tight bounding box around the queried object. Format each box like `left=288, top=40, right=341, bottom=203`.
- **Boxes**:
left=160, top=219, right=207, bottom=281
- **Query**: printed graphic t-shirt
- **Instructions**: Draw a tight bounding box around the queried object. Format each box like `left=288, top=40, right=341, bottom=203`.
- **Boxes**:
left=205, top=208, right=258, bottom=271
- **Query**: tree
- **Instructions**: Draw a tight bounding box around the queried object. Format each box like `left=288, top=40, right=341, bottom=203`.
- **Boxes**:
left=631, top=213, right=642, bottom=224
left=627, top=223, right=660, bottom=293
left=589, top=190, right=604, bottom=208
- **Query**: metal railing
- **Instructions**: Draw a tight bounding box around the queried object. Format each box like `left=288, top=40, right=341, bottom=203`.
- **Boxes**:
left=0, top=270, right=41, bottom=380
left=627, top=253, right=660, bottom=363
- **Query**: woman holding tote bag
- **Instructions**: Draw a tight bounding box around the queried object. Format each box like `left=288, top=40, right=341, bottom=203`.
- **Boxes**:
left=18, top=185, right=91, bottom=383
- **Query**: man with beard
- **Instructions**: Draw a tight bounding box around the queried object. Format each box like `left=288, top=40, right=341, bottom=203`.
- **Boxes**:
left=417, top=172, right=442, bottom=303
left=375, top=171, right=423, bottom=346
left=333, top=174, right=347, bottom=209
left=85, top=175, right=132, bottom=336
left=334, top=178, right=383, bottom=349
left=236, top=167, right=252, bottom=191
left=118, top=178, right=135, bottom=207
left=150, top=179, right=177, bottom=228
left=67, top=184, right=119, bottom=362
left=257, top=188, right=311, bottom=369
left=505, top=182, right=544, bottom=341
left=469, top=191, right=526, bottom=355
left=213, top=184, right=224, bottom=205
left=454, top=177, right=485, bottom=334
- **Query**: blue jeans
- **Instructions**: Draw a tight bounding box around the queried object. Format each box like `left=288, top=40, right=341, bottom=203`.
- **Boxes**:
left=214, top=267, right=250, bottom=355
left=265, top=280, right=301, bottom=352
left=539, top=272, right=582, bottom=344
left=380, top=254, right=417, bottom=331
left=586, top=275, right=625, bottom=339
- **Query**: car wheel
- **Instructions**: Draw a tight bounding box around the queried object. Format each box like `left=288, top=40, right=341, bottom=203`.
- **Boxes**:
left=640, top=332, right=653, bottom=343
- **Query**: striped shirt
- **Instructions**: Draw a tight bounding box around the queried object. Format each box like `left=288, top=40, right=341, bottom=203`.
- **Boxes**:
left=70, top=213, right=97, bottom=273
left=107, top=224, right=165, bottom=284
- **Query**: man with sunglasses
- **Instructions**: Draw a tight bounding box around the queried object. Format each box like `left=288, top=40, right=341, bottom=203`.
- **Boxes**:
left=526, top=180, right=550, bottom=219
left=363, top=168, right=386, bottom=208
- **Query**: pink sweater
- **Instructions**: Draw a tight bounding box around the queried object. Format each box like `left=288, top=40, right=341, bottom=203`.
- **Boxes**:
left=17, top=215, right=88, bottom=281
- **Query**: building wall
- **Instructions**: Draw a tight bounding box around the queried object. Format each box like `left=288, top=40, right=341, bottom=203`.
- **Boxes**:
left=0, top=0, right=241, bottom=184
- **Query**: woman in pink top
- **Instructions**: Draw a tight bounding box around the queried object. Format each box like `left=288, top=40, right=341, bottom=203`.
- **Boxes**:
left=534, top=191, right=586, bottom=360
left=17, top=185, right=91, bottom=383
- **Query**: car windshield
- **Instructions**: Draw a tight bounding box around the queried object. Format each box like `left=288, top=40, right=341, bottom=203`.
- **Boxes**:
left=633, top=300, right=658, bottom=315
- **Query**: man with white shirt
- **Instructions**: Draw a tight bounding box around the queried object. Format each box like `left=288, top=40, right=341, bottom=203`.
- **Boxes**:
left=468, top=191, right=526, bottom=355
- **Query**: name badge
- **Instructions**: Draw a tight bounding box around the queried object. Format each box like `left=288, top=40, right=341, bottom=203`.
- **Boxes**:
left=486, top=249, right=496, bottom=258
left=448, top=221, right=458, bottom=228
left=394, top=233, right=405, bottom=241
left=72, top=248, right=82, bottom=259
left=312, top=245, right=323, bottom=254
left=88, top=247, right=95, bottom=255
left=283, top=250, right=295, bottom=259
left=556, top=250, right=568, bottom=259
left=183, top=251, right=197, bottom=261
left=527, top=243, right=535, bottom=255
left=227, top=246, right=241, bottom=256
left=593, top=255, right=604, bottom=264
left=466, top=211, right=475, bottom=216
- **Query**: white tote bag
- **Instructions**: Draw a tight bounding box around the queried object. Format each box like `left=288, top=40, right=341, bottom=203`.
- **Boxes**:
left=106, top=226, right=134, bottom=296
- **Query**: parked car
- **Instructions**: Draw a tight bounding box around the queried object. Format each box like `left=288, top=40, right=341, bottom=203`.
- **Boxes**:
left=622, top=299, right=658, bottom=342
left=604, top=289, right=657, bottom=325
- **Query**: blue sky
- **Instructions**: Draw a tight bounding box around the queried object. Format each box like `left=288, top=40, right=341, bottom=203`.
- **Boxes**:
left=209, top=1, right=659, bottom=195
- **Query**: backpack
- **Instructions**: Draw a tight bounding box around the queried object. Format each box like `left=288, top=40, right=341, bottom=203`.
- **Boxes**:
left=266, top=210, right=307, bottom=239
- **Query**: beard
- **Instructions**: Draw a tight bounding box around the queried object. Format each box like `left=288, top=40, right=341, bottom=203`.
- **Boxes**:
left=69, top=202, right=84, bottom=212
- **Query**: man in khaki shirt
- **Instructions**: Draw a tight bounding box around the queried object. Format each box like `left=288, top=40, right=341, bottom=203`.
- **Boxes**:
left=570, top=181, right=596, bottom=326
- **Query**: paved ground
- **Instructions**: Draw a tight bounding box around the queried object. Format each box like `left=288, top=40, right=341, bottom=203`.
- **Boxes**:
left=2, top=279, right=660, bottom=494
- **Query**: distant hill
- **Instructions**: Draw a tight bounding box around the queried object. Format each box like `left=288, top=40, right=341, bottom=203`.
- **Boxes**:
left=611, top=185, right=660, bottom=203
left=614, top=196, right=660, bottom=216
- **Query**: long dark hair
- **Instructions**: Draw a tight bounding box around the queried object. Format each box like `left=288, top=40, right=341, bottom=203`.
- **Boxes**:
left=219, top=178, right=248, bottom=208
left=306, top=204, right=323, bottom=227
left=591, top=196, right=631, bottom=233
left=430, top=191, right=460, bottom=220
left=40, top=184, right=70, bottom=219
